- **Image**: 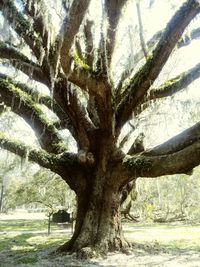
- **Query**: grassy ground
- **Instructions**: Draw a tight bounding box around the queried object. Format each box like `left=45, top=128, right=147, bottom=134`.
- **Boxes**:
left=0, top=218, right=73, bottom=232
left=123, top=222, right=200, bottom=252
left=0, top=218, right=71, bottom=266
left=1, top=217, right=200, bottom=266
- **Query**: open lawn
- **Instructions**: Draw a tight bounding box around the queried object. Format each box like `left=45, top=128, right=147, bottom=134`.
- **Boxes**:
left=1, top=214, right=200, bottom=266
left=123, top=222, right=200, bottom=251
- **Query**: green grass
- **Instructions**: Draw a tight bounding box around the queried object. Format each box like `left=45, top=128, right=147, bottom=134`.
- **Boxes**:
left=0, top=218, right=72, bottom=266
left=0, top=219, right=72, bottom=232
left=0, top=231, right=70, bottom=267
left=1, top=220, right=200, bottom=266
left=0, top=232, right=68, bottom=252
left=123, top=222, right=200, bottom=252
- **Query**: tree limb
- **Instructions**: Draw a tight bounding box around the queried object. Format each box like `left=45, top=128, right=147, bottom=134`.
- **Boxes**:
left=0, top=42, right=49, bottom=85
left=123, top=122, right=200, bottom=178
left=0, top=133, right=80, bottom=183
left=0, top=75, right=65, bottom=153
left=15, top=74, right=97, bottom=149
left=104, top=0, right=128, bottom=67
left=123, top=141, right=200, bottom=178
left=8, top=79, right=75, bottom=132
left=53, top=81, right=95, bottom=150
left=0, top=133, right=55, bottom=170
left=84, top=19, right=94, bottom=67
left=149, top=62, right=200, bottom=99
left=133, top=62, right=200, bottom=116
left=0, top=0, right=43, bottom=60
left=60, top=0, right=91, bottom=76
left=116, top=0, right=200, bottom=132
left=68, top=68, right=114, bottom=135
left=144, top=122, right=200, bottom=156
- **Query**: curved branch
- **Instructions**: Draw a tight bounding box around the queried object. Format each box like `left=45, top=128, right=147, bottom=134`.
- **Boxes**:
left=123, top=141, right=200, bottom=178
left=144, top=122, right=200, bottom=156
left=0, top=133, right=81, bottom=186
left=0, top=0, right=43, bottom=60
left=11, top=80, right=75, bottom=132
left=0, top=133, right=55, bottom=170
left=12, top=75, right=96, bottom=148
left=149, top=62, right=200, bottom=99
left=68, top=68, right=114, bottom=134
left=134, top=62, right=200, bottom=116
left=0, top=75, right=64, bottom=153
left=0, top=42, right=49, bottom=85
left=116, top=0, right=200, bottom=132
left=123, top=122, right=200, bottom=178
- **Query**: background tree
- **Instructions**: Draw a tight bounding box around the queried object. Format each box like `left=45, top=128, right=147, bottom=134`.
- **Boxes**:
left=0, top=0, right=200, bottom=255
left=4, top=168, right=75, bottom=214
left=132, top=166, right=200, bottom=222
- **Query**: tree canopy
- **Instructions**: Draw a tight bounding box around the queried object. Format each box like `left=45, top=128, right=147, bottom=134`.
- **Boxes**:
left=0, top=0, right=200, bottom=255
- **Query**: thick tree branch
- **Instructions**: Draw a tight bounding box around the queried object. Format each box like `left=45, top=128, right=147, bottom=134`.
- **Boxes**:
left=53, top=81, right=95, bottom=150
left=15, top=75, right=97, bottom=149
left=0, top=0, right=43, bottom=60
left=8, top=79, right=74, bottom=132
left=123, top=141, right=200, bottom=178
left=144, top=122, right=200, bottom=156
left=0, top=133, right=81, bottom=185
left=132, top=26, right=200, bottom=69
left=0, top=42, right=49, bottom=85
left=123, top=122, right=200, bottom=178
left=133, top=62, right=200, bottom=116
left=84, top=20, right=94, bottom=67
left=0, top=133, right=54, bottom=170
left=104, top=0, right=127, bottom=67
left=116, top=0, right=200, bottom=132
left=60, top=0, right=91, bottom=76
left=68, top=68, right=114, bottom=135
left=149, top=62, right=200, bottom=99
left=0, top=75, right=65, bottom=153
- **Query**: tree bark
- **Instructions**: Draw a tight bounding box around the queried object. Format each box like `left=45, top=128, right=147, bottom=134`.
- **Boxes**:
left=58, top=172, right=129, bottom=255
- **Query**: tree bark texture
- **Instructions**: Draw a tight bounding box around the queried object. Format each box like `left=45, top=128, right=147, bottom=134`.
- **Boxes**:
left=58, top=169, right=128, bottom=254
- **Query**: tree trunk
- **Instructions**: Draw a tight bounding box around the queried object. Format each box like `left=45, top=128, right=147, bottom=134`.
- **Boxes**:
left=58, top=173, right=129, bottom=256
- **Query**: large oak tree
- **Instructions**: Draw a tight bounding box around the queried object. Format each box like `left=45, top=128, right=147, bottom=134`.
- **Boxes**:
left=0, top=0, right=200, bottom=254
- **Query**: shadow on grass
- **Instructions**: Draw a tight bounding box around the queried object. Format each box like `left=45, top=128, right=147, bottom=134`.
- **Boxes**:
left=0, top=232, right=118, bottom=267
left=0, top=232, right=71, bottom=266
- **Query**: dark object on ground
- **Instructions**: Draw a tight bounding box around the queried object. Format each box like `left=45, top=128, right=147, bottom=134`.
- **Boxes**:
left=52, top=210, right=71, bottom=223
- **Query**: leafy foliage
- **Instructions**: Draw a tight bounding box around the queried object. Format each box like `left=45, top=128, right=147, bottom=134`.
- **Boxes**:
left=4, top=168, right=76, bottom=214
